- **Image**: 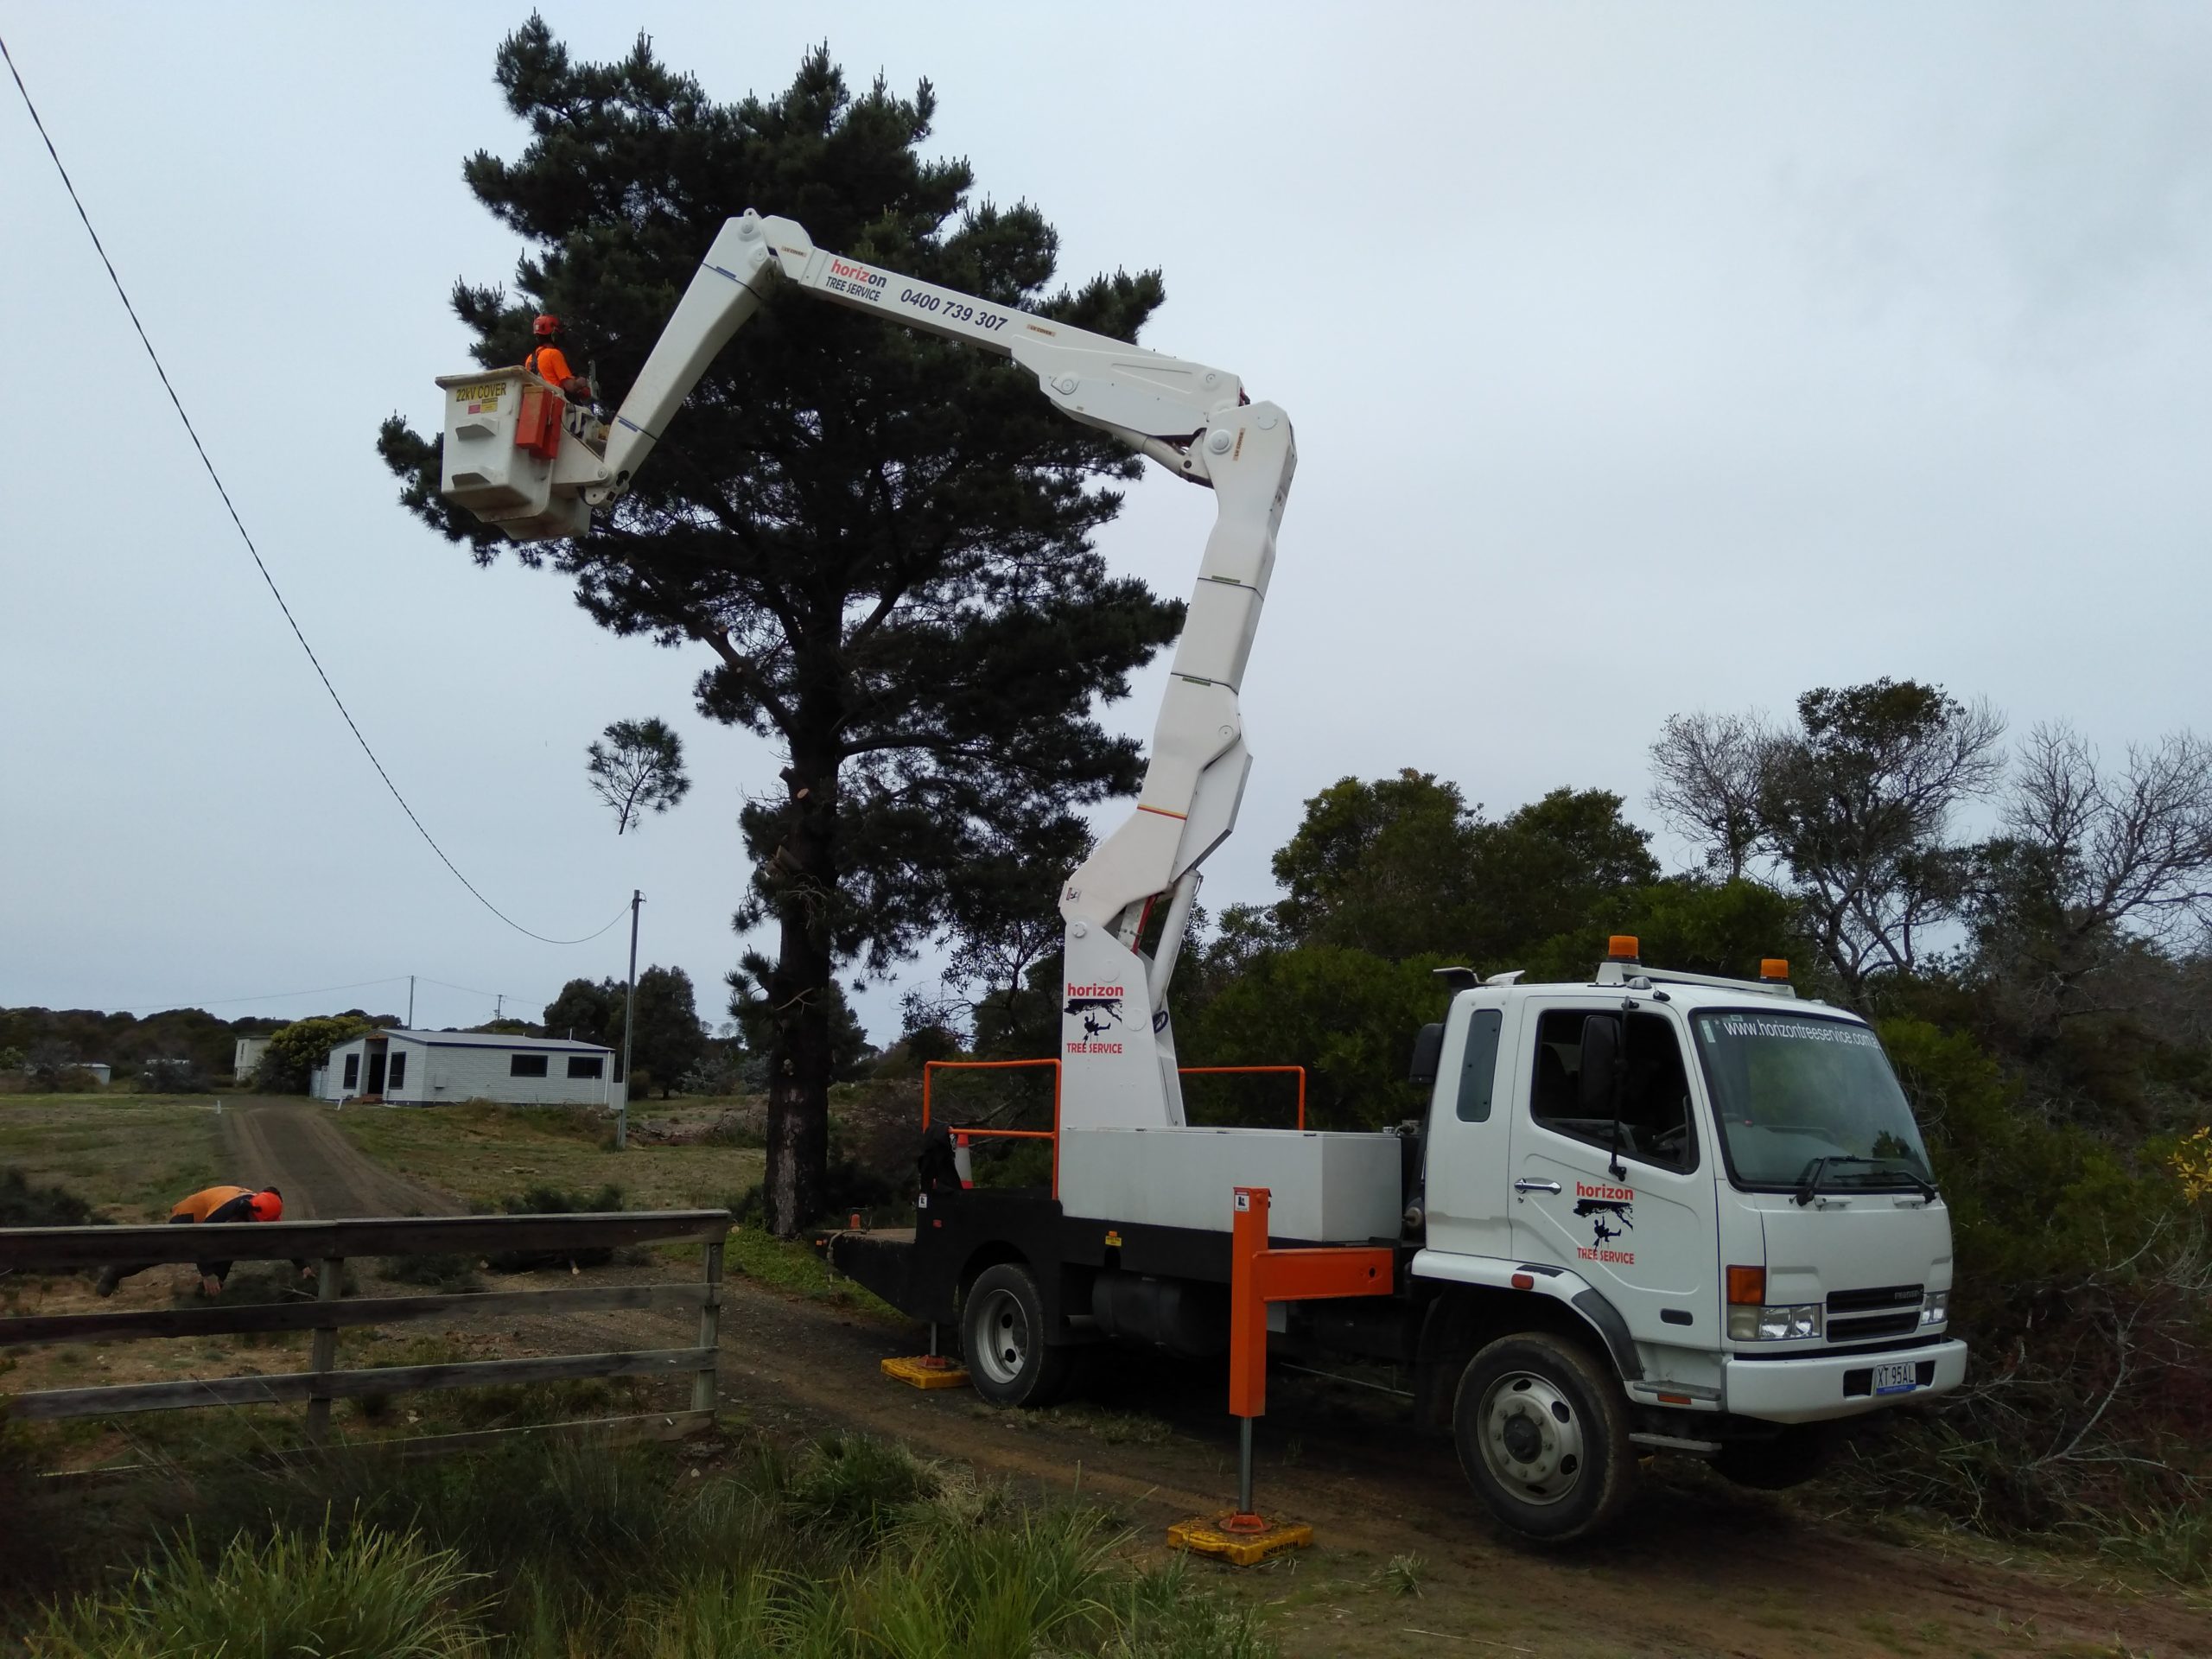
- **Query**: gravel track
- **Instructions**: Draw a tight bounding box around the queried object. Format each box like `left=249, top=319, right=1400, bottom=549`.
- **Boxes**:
left=214, top=1096, right=458, bottom=1218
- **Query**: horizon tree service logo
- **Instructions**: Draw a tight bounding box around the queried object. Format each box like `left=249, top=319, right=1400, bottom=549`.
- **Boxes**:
left=1572, top=1179, right=1636, bottom=1262
left=1065, top=983, right=1125, bottom=1053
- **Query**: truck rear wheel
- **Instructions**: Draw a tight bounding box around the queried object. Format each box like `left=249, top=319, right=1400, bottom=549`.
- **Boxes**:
left=962, top=1262, right=1072, bottom=1408
left=1452, top=1332, right=1637, bottom=1543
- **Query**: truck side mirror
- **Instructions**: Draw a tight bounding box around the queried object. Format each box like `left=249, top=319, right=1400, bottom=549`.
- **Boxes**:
left=1408, top=1023, right=1445, bottom=1084
left=1577, top=1014, right=1621, bottom=1114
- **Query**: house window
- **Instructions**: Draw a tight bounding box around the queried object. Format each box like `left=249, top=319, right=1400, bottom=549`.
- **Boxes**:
left=342, top=1053, right=359, bottom=1090
left=510, top=1054, right=550, bottom=1077
left=388, top=1052, right=406, bottom=1090
left=568, top=1056, right=604, bottom=1079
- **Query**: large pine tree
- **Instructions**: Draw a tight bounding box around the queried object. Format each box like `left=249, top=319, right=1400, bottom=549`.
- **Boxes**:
left=380, top=21, right=1183, bottom=1232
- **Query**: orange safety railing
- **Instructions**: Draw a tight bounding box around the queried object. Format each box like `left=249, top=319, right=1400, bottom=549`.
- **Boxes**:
left=1178, top=1065, right=1307, bottom=1131
left=922, top=1059, right=1064, bottom=1198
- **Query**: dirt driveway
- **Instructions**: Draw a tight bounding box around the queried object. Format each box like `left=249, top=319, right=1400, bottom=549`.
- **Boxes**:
left=222, top=1101, right=2212, bottom=1656
left=215, top=1097, right=457, bottom=1218
left=690, top=1274, right=2209, bottom=1659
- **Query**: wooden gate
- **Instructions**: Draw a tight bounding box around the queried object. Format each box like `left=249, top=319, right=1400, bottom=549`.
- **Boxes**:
left=0, top=1210, right=729, bottom=1447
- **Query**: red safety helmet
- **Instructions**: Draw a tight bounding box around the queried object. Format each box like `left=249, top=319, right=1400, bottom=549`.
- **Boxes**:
left=248, top=1189, right=283, bottom=1223
left=532, top=314, right=561, bottom=337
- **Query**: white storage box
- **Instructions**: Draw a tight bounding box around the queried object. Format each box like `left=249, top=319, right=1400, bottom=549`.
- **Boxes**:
left=1058, top=1126, right=1402, bottom=1242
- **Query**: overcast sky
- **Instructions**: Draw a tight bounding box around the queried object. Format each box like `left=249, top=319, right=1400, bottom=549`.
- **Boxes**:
left=3, top=3, right=2207, bottom=1045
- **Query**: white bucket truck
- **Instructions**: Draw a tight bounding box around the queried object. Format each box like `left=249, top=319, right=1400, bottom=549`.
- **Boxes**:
left=434, top=212, right=1964, bottom=1541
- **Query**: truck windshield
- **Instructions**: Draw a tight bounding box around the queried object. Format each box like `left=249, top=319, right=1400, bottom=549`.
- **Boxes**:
left=1691, top=1010, right=1934, bottom=1192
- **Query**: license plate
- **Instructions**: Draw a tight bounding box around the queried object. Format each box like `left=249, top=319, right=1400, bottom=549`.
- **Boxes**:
left=1872, top=1361, right=1917, bottom=1395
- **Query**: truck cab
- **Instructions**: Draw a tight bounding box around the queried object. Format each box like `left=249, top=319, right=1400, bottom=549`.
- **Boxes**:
left=1404, top=943, right=1965, bottom=1536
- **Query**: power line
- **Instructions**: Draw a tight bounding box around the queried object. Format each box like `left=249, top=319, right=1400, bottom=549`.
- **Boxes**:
left=2, top=32, right=625, bottom=950
left=417, top=974, right=540, bottom=1004
left=104, top=973, right=561, bottom=1017
left=109, top=976, right=411, bottom=1014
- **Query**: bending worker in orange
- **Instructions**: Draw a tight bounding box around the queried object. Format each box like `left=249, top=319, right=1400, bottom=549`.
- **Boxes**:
left=525, top=314, right=594, bottom=401
left=95, top=1185, right=309, bottom=1298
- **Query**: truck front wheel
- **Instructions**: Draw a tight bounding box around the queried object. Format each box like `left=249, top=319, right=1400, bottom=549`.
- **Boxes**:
left=962, top=1262, right=1073, bottom=1408
left=1452, top=1332, right=1637, bottom=1543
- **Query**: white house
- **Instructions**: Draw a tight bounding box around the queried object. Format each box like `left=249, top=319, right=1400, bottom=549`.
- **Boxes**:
left=234, top=1037, right=270, bottom=1079
left=314, top=1030, right=624, bottom=1109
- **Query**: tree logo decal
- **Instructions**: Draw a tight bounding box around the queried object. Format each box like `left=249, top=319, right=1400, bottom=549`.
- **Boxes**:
left=1573, top=1180, right=1636, bottom=1246
left=1065, top=983, right=1125, bottom=1040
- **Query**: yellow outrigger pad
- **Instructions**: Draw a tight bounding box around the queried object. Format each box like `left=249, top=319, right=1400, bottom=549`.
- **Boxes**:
left=880, top=1355, right=969, bottom=1389
left=1166, top=1511, right=1314, bottom=1566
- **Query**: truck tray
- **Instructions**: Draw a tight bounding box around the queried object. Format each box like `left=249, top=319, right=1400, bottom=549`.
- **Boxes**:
left=1058, top=1127, right=1402, bottom=1242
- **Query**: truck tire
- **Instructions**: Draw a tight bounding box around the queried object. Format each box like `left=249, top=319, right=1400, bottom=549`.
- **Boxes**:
left=962, top=1262, right=1072, bottom=1408
left=1452, top=1332, right=1637, bottom=1543
left=1713, top=1425, right=1832, bottom=1491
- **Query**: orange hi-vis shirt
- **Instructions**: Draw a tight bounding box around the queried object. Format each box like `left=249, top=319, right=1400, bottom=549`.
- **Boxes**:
left=171, top=1185, right=254, bottom=1223
left=527, top=343, right=575, bottom=386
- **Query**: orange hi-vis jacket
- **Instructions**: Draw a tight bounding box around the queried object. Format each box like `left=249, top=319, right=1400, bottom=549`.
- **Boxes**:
left=171, top=1185, right=255, bottom=1224
left=526, top=343, right=575, bottom=386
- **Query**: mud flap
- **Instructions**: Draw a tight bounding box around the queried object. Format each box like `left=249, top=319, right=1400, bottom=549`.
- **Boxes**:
left=822, top=1231, right=938, bottom=1321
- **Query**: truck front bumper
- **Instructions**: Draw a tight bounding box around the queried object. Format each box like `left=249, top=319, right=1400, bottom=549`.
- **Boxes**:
left=1723, top=1338, right=1967, bottom=1423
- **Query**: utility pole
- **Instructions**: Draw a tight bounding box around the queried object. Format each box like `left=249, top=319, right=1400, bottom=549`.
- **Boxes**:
left=618, top=889, right=643, bottom=1151
left=406, top=976, right=415, bottom=1027
left=494, top=993, right=504, bottom=1022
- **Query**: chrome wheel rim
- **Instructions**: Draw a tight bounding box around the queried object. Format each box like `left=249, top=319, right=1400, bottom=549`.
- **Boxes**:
left=1478, top=1370, right=1586, bottom=1506
left=970, top=1287, right=1029, bottom=1387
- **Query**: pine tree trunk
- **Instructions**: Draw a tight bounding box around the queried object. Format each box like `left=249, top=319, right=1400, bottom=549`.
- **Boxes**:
left=763, top=750, right=838, bottom=1237
left=763, top=955, right=831, bottom=1236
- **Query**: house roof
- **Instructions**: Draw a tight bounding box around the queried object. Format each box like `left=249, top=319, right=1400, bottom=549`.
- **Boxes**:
left=359, top=1029, right=615, bottom=1054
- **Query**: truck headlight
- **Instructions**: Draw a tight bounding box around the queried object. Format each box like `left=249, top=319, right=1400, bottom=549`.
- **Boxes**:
left=1727, top=1304, right=1824, bottom=1342
left=1921, top=1290, right=1948, bottom=1326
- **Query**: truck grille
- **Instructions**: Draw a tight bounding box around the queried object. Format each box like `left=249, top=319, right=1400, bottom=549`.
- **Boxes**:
left=1826, top=1283, right=1923, bottom=1343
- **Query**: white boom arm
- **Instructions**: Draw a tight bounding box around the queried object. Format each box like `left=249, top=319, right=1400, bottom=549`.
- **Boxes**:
left=436, top=210, right=1296, bottom=1131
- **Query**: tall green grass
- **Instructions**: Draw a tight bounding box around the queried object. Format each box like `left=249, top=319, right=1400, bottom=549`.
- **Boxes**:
left=8, top=1430, right=1276, bottom=1657
left=35, top=1521, right=487, bottom=1658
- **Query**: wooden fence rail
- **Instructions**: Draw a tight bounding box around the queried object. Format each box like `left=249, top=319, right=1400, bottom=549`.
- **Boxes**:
left=0, top=1210, right=730, bottom=1446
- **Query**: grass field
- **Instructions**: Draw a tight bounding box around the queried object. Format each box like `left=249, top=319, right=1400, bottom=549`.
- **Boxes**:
left=0, top=1096, right=223, bottom=1221
left=329, top=1098, right=894, bottom=1314
left=328, top=1099, right=766, bottom=1213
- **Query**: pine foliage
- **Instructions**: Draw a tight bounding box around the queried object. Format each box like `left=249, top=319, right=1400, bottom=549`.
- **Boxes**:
left=379, top=22, right=1183, bottom=1230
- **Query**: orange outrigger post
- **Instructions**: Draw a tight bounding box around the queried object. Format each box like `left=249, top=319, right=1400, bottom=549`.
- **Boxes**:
left=1171, top=1184, right=1395, bottom=1563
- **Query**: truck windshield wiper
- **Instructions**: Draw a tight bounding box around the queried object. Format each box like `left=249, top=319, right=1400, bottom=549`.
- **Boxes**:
left=1795, top=1155, right=1937, bottom=1205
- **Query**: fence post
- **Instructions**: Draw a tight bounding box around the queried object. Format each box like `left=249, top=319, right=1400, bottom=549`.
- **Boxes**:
left=692, top=1239, right=723, bottom=1416
left=305, top=1255, right=343, bottom=1444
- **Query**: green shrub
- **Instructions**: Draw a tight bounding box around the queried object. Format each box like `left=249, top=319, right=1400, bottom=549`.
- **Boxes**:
left=0, top=1422, right=99, bottom=1613
left=1859, top=1015, right=2212, bottom=1548
left=486, top=1184, right=625, bottom=1272
left=0, top=1168, right=98, bottom=1227
left=771, top=1432, right=941, bottom=1544
left=36, top=1522, right=486, bottom=1658
left=1103, top=1560, right=1279, bottom=1659
left=699, top=1114, right=764, bottom=1149
left=378, top=1252, right=486, bottom=1294
left=2099, top=1500, right=2212, bottom=1586
left=11, top=1432, right=1278, bottom=1656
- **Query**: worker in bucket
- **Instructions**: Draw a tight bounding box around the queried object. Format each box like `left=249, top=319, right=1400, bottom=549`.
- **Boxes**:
left=95, top=1185, right=309, bottom=1298
left=524, top=314, right=594, bottom=402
